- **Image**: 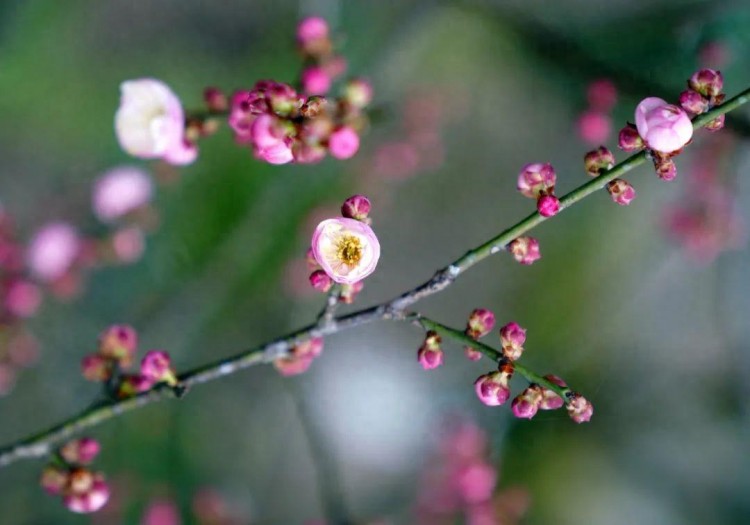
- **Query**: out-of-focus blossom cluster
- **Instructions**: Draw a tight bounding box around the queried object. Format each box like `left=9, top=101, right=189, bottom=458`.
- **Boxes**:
left=80, top=324, right=178, bottom=398
left=137, top=489, right=245, bottom=525
left=577, top=79, right=618, bottom=145
left=40, top=437, right=110, bottom=514
left=415, top=419, right=530, bottom=525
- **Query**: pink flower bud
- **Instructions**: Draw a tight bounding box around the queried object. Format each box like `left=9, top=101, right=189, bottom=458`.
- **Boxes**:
left=499, top=322, right=526, bottom=361
left=539, top=375, right=567, bottom=410
left=344, top=78, right=374, bottom=109
left=688, top=69, right=723, bottom=98
left=517, top=163, right=556, bottom=199
left=117, top=374, right=153, bottom=398
left=60, top=438, right=101, bottom=465
left=655, top=158, right=677, bottom=181
left=4, top=279, right=41, bottom=318
left=112, top=226, right=146, bottom=264
left=311, top=217, right=380, bottom=284
left=606, top=179, right=636, bottom=206
left=339, top=281, right=364, bottom=304
left=301, top=66, right=332, bottom=95
left=92, top=166, right=153, bottom=223
left=40, top=466, right=69, bottom=495
left=274, top=337, right=324, bottom=376
left=536, top=194, right=561, bottom=217
left=466, top=308, right=496, bottom=339
left=328, top=126, right=360, bottom=160
left=508, top=236, right=541, bottom=265
left=203, top=87, right=228, bottom=113
left=341, top=195, right=371, bottom=222
left=456, top=461, right=497, bottom=504
left=418, top=331, right=444, bottom=370
left=27, top=222, right=80, bottom=282
left=586, top=79, right=618, bottom=111
left=464, top=346, right=482, bottom=361
left=584, top=146, right=615, bottom=177
left=705, top=114, right=725, bottom=132
left=635, top=97, right=693, bottom=154
left=474, top=363, right=514, bottom=406
left=577, top=110, right=611, bottom=145
left=140, top=350, right=177, bottom=386
left=679, top=90, right=709, bottom=115
left=566, top=392, right=594, bottom=423
left=142, top=498, right=182, bottom=525
left=297, top=17, right=329, bottom=47
left=511, top=385, right=543, bottom=419
left=99, top=325, right=138, bottom=368
left=81, top=354, right=113, bottom=382
left=617, top=124, right=645, bottom=152
left=64, top=473, right=110, bottom=513
left=309, top=269, right=333, bottom=293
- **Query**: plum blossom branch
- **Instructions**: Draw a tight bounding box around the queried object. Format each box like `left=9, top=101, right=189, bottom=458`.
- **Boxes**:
left=1, top=85, right=748, bottom=470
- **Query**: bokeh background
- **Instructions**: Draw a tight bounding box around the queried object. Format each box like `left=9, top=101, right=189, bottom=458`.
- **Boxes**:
left=1, top=0, right=750, bottom=523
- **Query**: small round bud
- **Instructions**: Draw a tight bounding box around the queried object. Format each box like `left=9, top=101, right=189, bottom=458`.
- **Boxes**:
left=473, top=363, right=514, bottom=406
left=606, top=179, right=636, bottom=206
left=418, top=331, right=444, bottom=370
left=297, top=17, right=330, bottom=56
left=499, top=322, right=526, bottom=361
left=309, top=269, right=333, bottom=293
left=140, top=350, right=177, bottom=386
left=81, top=354, right=112, bottom=382
left=508, top=236, right=541, bottom=265
left=618, top=124, right=645, bottom=152
left=511, top=385, right=543, bottom=419
left=341, top=195, right=371, bottom=222
left=466, top=308, right=496, bottom=339
left=539, top=375, right=567, bottom=410
left=328, top=126, right=360, bottom=160
left=655, top=158, right=677, bottom=182
left=537, top=194, right=560, bottom=217
left=688, top=69, right=723, bottom=98
left=566, top=392, right=594, bottom=423
left=679, top=90, right=709, bottom=115
left=705, top=114, right=725, bottom=132
left=517, top=163, right=556, bottom=199
left=301, top=66, right=332, bottom=96
left=203, top=87, right=228, bottom=113
left=584, top=146, right=615, bottom=177
left=60, top=438, right=101, bottom=466
left=98, top=325, right=138, bottom=368
left=40, top=466, right=69, bottom=495
left=344, top=78, right=374, bottom=109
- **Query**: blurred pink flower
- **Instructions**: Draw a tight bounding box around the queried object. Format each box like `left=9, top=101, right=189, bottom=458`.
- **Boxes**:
left=577, top=110, right=612, bottom=145
left=27, top=222, right=80, bottom=282
left=142, top=498, right=182, bottom=525
left=93, top=166, right=153, bottom=223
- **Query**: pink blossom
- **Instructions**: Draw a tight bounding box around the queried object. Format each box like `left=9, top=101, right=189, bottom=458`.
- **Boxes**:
left=40, top=466, right=69, bottom=495
left=297, top=17, right=329, bottom=46
left=4, top=279, right=41, bottom=318
left=418, top=332, right=444, bottom=370
left=566, top=393, right=594, bottom=423
left=507, top=236, right=541, bottom=265
left=499, top=322, right=526, bottom=361
left=328, top=126, right=360, bottom=160
left=60, top=438, right=101, bottom=465
left=584, top=146, right=615, bottom=178
left=341, top=195, right=371, bottom=222
left=112, top=227, right=145, bottom=264
left=274, top=338, right=324, bottom=376
left=27, top=222, right=80, bottom=282
left=688, top=69, right=723, bottom=98
left=142, top=498, right=182, bottom=525
left=517, top=163, right=556, bottom=199
left=93, top=166, right=153, bottom=223
left=115, top=79, right=195, bottom=165
left=64, top=476, right=110, bottom=514
left=679, top=90, right=709, bottom=115
left=301, top=66, right=332, bottom=95
left=309, top=269, right=333, bottom=292
left=617, top=124, right=644, bottom=152
left=606, top=179, right=636, bottom=206
left=251, top=114, right=293, bottom=165
left=474, top=364, right=514, bottom=407
left=466, top=309, right=495, bottom=339
left=539, top=375, right=567, bottom=410
left=635, top=97, right=693, bottom=153
left=511, top=385, right=543, bottom=419
left=311, top=217, right=380, bottom=284
left=344, top=78, right=374, bottom=108
left=456, top=462, right=497, bottom=504
left=577, top=110, right=611, bottom=145
left=536, top=194, right=560, bottom=217
left=140, top=350, right=177, bottom=385
left=99, top=325, right=138, bottom=368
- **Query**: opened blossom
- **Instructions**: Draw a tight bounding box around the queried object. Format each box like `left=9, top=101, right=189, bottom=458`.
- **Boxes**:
left=634, top=97, right=693, bottom=153
left=311, top=217, right=380, bottom=284
left=115, top=79, right=196, bottom=165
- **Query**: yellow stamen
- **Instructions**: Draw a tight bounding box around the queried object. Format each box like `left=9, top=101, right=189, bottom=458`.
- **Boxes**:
left=336, top=235, right=362, bottom=266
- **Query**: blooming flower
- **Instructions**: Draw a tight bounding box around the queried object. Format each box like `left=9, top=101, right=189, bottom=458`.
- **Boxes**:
left=93, top=166, right=153, bottom=223
left=634, top=97, right=693, bottom=153
left=311, top=217, right=380, bottom=284
left=115, top=79, right=196, bottom=165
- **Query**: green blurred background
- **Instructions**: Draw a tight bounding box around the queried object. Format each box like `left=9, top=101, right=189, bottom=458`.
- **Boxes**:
left=1, top=0, right=750, bottom=523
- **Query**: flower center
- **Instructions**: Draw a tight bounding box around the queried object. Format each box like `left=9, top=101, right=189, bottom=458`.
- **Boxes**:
left=336, top=234, right=362, bottom=266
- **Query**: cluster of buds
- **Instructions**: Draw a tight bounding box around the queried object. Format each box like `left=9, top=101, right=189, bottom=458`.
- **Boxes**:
left=417, top=331, right=444, bottom=370
left=577, top=79, right=618, bottom=145
left=463, top=308, right=495, bottom=361
left=680, top=69, right=725, bottom=131
left=473, top=322, right=592, bottom=423
left=39, top=438, right=110, bottom=513
left=507, top=236, right=541, bottom=265
left=273, top=337, right=324, bottom=376
left=80, top=325, right=177, bottom=398
left=583, top=146, right=636, bottom=206
left=517, top=163, right=561, bottom=217
left=308, top=195, right=380, bottom=297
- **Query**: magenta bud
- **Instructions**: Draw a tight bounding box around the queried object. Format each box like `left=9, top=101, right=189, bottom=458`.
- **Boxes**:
left=466, top=308, right=496, bottom=339
left=203, top=87, right=228, bottom=113
left=98, top=325, right=138, bottom=368
left=511, top=385, right=543, bottom=419
left=705, top=114, right=725, bottom=132
left=140, top=350, right=177, bottom=386
left=60, top=438, right=101, bottom=466
left=679, top=90, right=709, bottom=115
left=344, top=78, right=374, bottom=109
left=539, top=375, right=567, bottom=410
left=341, top=195, right=371, bottom=222
left=584, top=146, right=615, bottom=177
left=508, top=236, right=541, bottom=265
left=474, top=363, right=514, bottom=406
left=117, top=374, right=153, bottom=398
left=499, top=322, right=526, bottom=361
left=655, top=158, right=678, bottom=182
left=81, top=354, right=113, bottom=382
left=517, top=163, right=556, bottom=199
left=566, top=392, right=594, bottom=423
left=296, top=16, right=331, bottom=56
left=418, top=331, right=443, bottom=370
left=309, top=269, right=333, bottom=293
left=688, top=69, right=723, bottom=98
left=328, top=126, right=360, bottom=160
left=537, top=194, right=561, bottom=217
left=40, top=466, right=69, bottom=495
left=617, top=124, right=644, bottom=152
left=606, top=179, right=636, bottom=206
left=463, top=346, right=483, bottom=361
